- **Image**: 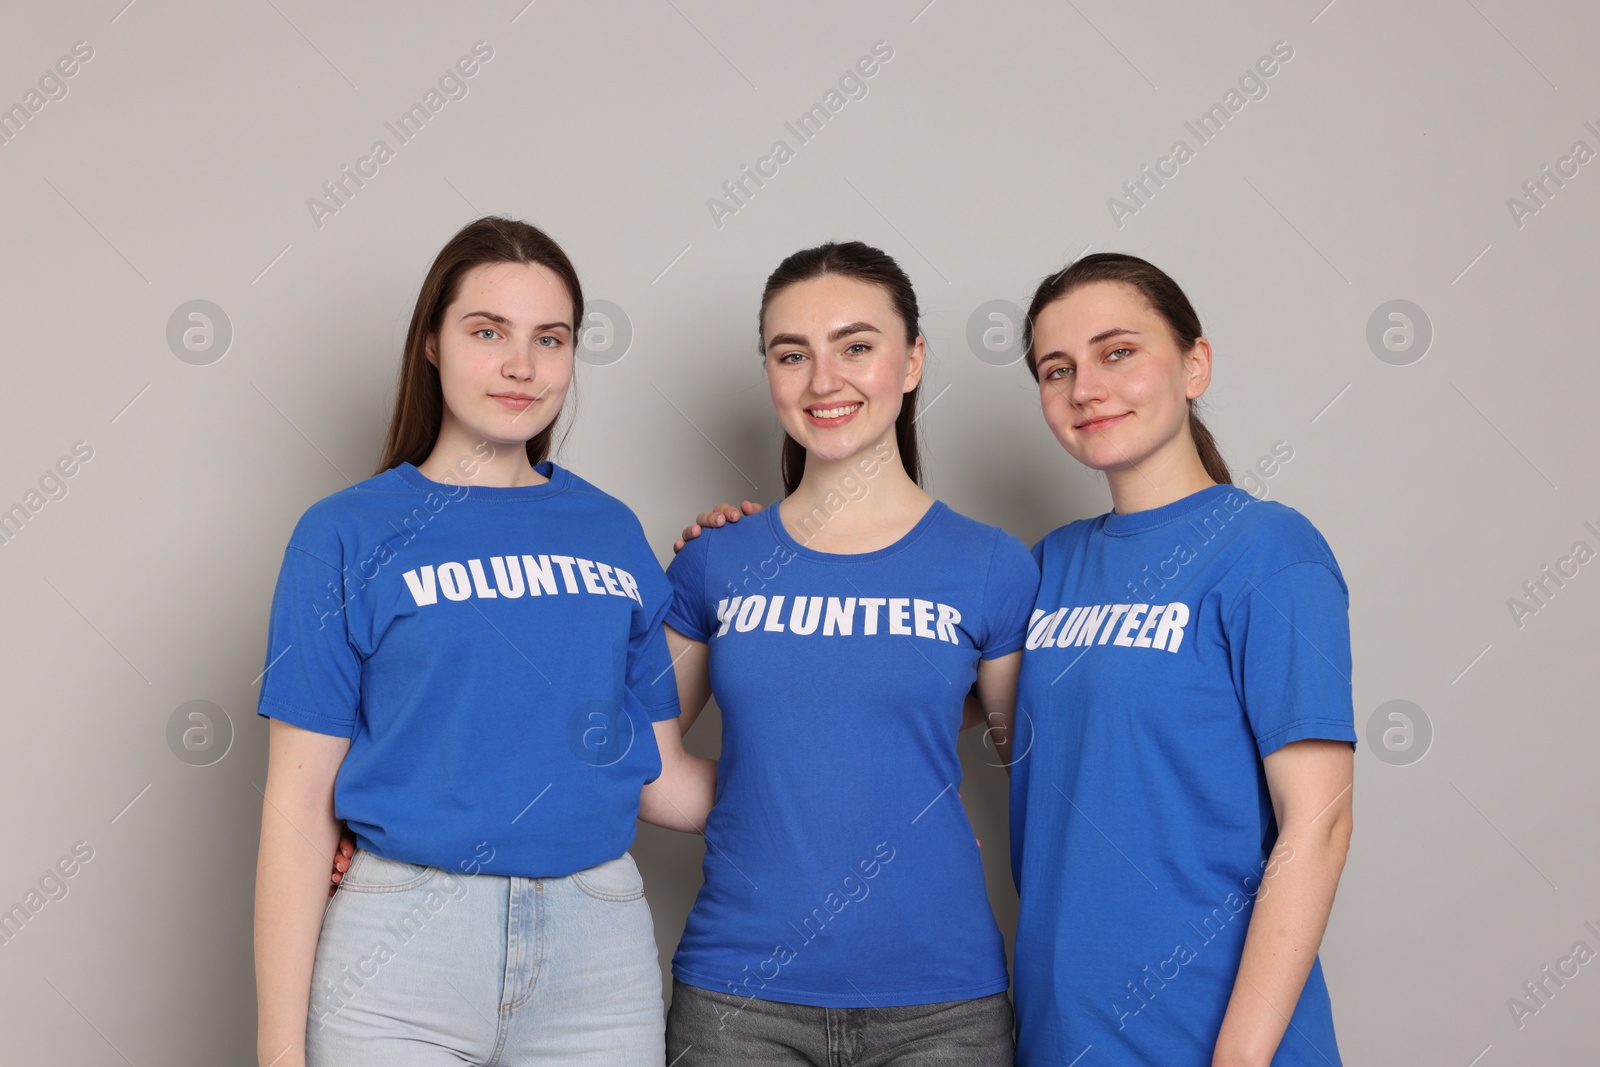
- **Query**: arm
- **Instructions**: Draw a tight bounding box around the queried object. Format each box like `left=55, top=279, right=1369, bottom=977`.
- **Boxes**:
left=255, top=719, right=350, bottom=1067
left=639, top=625, right=717, bottom=831
left=664, top=624, right=713, bottom=733
left=971, top=650, right=1022, bottom=771
left=639, top=717, right=717, bottom=832
left=1212, top=738, right=1354, bottom=1067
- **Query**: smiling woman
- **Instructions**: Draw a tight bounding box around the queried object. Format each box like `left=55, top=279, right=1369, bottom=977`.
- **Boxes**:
left=1009, top=252, right=1356, bottom=1067
left=661, top=241, right=1038, bottom=1067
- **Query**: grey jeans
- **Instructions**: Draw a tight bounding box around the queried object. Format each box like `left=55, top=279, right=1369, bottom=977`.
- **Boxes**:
left=665, top=978, right=1015, bottom=1067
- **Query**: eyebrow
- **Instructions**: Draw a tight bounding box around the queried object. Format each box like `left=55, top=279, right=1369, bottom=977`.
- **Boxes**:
left=766, top=321, right=881, bottom=349
left=1038, top=327, right=1141, bottom=362
left=458, top=310, right=572, bottom=332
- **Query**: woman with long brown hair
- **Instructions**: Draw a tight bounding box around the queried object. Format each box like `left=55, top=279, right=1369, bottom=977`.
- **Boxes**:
left=1008, top=253, right=1355, bottom=1066
left=659, top=241, right=1037, bottom=1065
left=252, top=216, right=713, bottom=1067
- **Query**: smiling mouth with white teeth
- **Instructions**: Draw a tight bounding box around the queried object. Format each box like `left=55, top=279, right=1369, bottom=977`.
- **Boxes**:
left=807, top=403, right=862, bottom=421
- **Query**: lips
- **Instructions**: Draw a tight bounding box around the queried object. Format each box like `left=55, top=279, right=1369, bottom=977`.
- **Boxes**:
left=491, top=392, right=539, bottom=411
left=1076, top=412, right=1129, bottom=432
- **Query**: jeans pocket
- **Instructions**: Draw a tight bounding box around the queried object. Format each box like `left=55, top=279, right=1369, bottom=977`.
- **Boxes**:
left=571, top=852, right=645, bottom=902
left=337, top=849, right=439, bottom=894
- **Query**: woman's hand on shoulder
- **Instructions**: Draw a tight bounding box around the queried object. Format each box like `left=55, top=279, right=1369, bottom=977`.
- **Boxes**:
left=673, top=500, right=764, bottom=553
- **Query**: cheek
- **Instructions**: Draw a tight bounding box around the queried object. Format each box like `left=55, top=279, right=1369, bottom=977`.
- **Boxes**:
left=544, top=355, right=576, bottom=392
left=868, top=358, right=911, bottom=398
left=1039, top=382, right=1075, bottom=431
left=436, top=354, right=475, bottom=401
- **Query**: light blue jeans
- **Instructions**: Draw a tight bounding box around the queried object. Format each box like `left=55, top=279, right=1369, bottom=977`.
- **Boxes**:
left=305, top=849, right=664, bottom=1066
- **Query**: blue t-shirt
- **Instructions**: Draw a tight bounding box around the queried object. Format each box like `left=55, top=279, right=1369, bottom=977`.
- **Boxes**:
left=1010, top=484, right=1356, bottom=1066
left=255, top=461, right=682, bottom=879
left=665, top=501, right=1039, bottom=1008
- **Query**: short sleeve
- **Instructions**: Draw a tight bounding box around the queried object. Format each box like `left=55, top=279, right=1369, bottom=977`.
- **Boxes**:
left=1227, top=561, right=1358, bottom=757
left=256, top=544, right=361, bottom=736
left=622, top=535, right=684, bottom=723
left=979, top=530, right=1042, bottom=659
left=662, top=531, right=715, bottom=642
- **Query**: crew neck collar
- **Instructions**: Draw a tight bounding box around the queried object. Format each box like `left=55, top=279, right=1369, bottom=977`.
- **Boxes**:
left=393, top=460, right=570, bottom=501
left=1102, top=483, right=1242, bottom=537
left=764, top=499, right=947, bottom=564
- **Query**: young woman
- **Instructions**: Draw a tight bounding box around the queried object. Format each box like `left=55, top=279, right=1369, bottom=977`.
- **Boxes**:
left=658, top=242, right=1038, bottom=1065
left=254, top=216, right=713, bottom=1067
left=1008, top=253, right=1356, bottom=1066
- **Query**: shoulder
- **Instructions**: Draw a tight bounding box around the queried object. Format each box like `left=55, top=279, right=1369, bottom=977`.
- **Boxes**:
left=668, top=505, right=772, bottom=574
left=283, top=469, right=413, bottom=564
left=1030, top=513, right=1103, bottom=559
left=925, top=507, right=1040, bottom=598
left=552, top=465, right=643, bottom=527
left=1227, top=494, right=1342, bottom=578
left=929, top=504, right=1027, bottom=557
left=553, top=467, right=633, bottom=518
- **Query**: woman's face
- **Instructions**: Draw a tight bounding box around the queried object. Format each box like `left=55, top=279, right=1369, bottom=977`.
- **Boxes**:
left=426, top=261, right=575, bottom=451
left=762, top=274, right=924, bottom=466
left=1031, top=280, right=1210, bottom=475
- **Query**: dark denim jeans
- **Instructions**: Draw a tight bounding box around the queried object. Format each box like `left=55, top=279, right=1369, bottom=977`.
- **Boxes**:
left=666, top=978, right=1015, bottom=1066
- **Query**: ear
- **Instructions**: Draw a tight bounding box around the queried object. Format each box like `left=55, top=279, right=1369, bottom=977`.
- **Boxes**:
left=424, top=333, right=440, bottom=368
left=1183, top=337, right=1212, bottom=401
left=903, top=335, right=927, bottom=394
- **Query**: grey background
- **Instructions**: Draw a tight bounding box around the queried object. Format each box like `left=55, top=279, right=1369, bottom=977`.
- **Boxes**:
left=1, top=0, right=1596, bottom=1063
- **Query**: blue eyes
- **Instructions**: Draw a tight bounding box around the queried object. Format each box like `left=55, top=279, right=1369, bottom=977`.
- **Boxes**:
left=1043, top=347, right=1134, bottom=379
left=775, top=342, right=871, bottom=364
left=472, top=328, right=562, bottom=347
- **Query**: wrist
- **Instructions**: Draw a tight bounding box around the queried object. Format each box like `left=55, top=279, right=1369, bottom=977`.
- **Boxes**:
left=258, top=1030, right=305, bottom=1067
left=1212, top=1043, right=1271, bottom=1067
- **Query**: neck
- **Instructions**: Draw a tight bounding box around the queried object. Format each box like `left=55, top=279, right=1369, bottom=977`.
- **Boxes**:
left=1104, top=435, right=1217, bottom=515
left=782, top=429, right=930, bottom=547
left=418, top=420, right=547, bottom=488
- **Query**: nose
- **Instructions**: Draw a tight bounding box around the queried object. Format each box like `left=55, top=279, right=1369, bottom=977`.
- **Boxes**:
left=809, top=352, right=844, bottom=395
left=1069, top=360, right=1107, bottom=408
left=502, top=341, right=537, bottom=382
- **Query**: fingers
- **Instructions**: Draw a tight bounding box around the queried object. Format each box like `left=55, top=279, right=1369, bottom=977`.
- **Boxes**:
left=674, top=523, right=704, bottom=554
left=331, top=832, right=352, bottom=893
left=680, top=501, right=761, bottom=551
left=695, top=504, right=746, bottom=527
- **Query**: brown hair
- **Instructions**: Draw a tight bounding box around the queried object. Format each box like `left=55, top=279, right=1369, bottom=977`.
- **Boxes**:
left=1022, top=252, right=1230, bottom=484
left=375, top=216, right=584, bottom=475
left=758, top=241, right=924, bottom=494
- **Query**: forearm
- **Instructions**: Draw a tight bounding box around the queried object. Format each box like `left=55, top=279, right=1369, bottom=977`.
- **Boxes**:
left=639, top=748, right=717, bottom=833
left=254, top=789, right=342, bottom=1065
left=1213, top=825, right=1350, bottom=1067
left=986, top=705, right=1014, bottom=770
left=972, top=652, right=1021, bottom=772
